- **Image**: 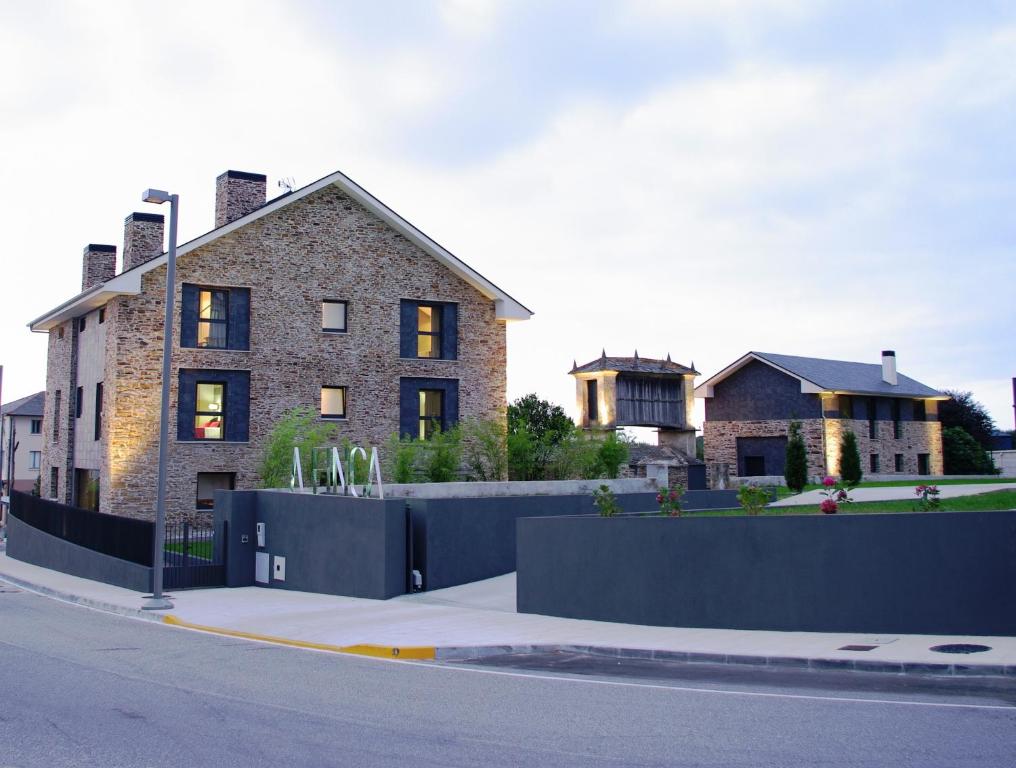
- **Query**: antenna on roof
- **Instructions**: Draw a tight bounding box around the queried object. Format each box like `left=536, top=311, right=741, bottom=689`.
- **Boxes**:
left=278, top=177, right=295, bottom=193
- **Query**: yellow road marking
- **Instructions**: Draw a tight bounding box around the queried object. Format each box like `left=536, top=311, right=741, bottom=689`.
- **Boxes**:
left=162, top=614, right=435, bottom=660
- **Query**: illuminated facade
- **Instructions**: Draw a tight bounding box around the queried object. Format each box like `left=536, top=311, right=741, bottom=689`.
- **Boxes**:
left=31, top=169, right=530, bottom=520
left=696, top=351, right=946, bottom=482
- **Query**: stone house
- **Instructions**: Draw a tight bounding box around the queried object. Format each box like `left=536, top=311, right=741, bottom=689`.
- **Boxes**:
left=1, top=391, right=46, bottom=494
left=695, top=351, right=946, bottom=482
left=30, top=169, right=531, bottom=520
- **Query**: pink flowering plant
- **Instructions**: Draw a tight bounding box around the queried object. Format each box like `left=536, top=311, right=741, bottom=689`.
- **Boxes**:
left=656, top=484, right=685, bottom=517
left=914, top=484, right=941, bottom=511
left=818, top=476, right=853, bottom=514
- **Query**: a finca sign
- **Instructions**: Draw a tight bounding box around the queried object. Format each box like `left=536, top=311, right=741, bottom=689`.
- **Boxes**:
left=291, top=445, right=384, bottom=499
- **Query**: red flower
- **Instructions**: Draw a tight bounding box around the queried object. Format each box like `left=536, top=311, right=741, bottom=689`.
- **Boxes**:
left=669, top=491, right=678, bottom=501
left=656, top=494, right=663, bottom=504
left=837, top=489, right=848, bottom=500
left=820, top=499, right=838, bottom=514
left=822, top=476, right=836, bottom=487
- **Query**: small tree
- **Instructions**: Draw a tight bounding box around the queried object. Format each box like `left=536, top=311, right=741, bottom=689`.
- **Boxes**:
left=460, top=418, right=508, bottom=481
left=943, top=426, right=997, bottom=474
left=422, top=426, right=462, bottom=483
left=507, top=425, right=537, bottom=481
left=784, top=421, right=808, bottom=493
left=940, top=390, right=996, bottom=450
left=839, top=430, right=862, bottom=486
left=596, top=431, right=630, bottom=479
left=259, top=406, right=337, bottom=488
left=385, top=433, right=419, bottom=484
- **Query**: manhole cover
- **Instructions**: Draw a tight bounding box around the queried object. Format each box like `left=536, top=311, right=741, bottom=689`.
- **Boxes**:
left=929, top=644, right=992, bottom=654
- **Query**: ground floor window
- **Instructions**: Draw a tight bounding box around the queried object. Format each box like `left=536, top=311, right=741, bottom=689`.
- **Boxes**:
left=419, top=389, right=443, bottom=439
left=75, top=468, right=99, bottom=512
left=870, top=454, right=880, bottom=473
left=321, top=386, right=347, bottom=419
left=894, top=453, right=904, bottom=472
left=196, top=472, right=235, bottom=510
left=399, top=377, right=459, bottom=440
left=29, top=450, right=41, bottom=469
left=178, top=369, right=250, bottom=443
left=917, top=453, right=930, bottom=476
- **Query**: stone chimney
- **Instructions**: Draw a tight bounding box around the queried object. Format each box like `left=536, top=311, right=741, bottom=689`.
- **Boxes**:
left=215, top=170, right=267, bottom=228
left=881, top=350, right=897, bottom=386
left=82, top=244, right=116, bottom=290
left=123, top=212, right=165, bottom=272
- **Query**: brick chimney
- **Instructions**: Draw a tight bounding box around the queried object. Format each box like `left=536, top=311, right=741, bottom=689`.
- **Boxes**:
left=123, top=212, right=165, bottom=272
left=82, top=244, right=116, bottom=290
left=881, top=350, right=897, bottom=386
left=215, top=170, right=267, bottom=228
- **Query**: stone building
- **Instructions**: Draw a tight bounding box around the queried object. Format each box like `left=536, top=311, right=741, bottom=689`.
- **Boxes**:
left=569, top=351, right=705, bottom=488
left=695, top=351, right=946, bottom=482
left=30, top=169, right=531, bottom=520
left=1, top=391, right=46, bottom=495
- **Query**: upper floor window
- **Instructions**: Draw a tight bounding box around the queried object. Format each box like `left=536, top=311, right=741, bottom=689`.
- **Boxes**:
left=53, top=390, right=61, bottom=440
left=94, top=382, right=103, bottom=440
left=400, top=300, right=457, bottom=360
left=194, top=382, right=225, bottom=440
left=198, top=289, right=228, bottom=348
left=29, top=450, right=41, bottom=469
left=321, top=386, right=347, bottom=419
left=30, top=418, right=42, bottom=434
left=587, top=380, right=598, bottom=422
left=75, top=386, right=83, bottom=418
left=891, top=399, right=902, bottom=439
left=181, top=284, right=249, bottom=351
left=839, top=395, right=853, bottom=419
left=913, top=399, right=926, bottom=421
left=322, top=300, right=347, bottom=333
left=78, top=317, right=86, bottom=333
left=99, top=307, right=106, bottom=324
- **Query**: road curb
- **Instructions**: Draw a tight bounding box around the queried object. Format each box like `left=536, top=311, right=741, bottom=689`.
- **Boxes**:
left=435, top=643, right=1016, bottom=677
left=0, top=571, right=164, bottom=623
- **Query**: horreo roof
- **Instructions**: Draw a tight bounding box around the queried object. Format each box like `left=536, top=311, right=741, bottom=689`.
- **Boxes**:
left=29, top=169, right=533, bottom=331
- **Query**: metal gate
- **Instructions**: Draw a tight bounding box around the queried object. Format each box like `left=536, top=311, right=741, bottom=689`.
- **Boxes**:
left=162, top=521, right=226, bottom=589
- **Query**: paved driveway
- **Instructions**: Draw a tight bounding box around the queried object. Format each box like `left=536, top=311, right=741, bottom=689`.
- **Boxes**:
left=770, top=482, right=1015, bottom=507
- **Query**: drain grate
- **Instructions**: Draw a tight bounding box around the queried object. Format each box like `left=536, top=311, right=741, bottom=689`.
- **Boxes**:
left=929, top=643, right=992, bottom=654
left=838, top=644, right=878, bottom=651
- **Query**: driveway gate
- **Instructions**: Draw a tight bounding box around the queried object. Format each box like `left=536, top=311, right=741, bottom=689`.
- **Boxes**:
left=162, top=521, right=226, bottom=589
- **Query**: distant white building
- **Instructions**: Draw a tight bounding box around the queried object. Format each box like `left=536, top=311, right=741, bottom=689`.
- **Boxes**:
left=2, top=391, right=46, bottom=494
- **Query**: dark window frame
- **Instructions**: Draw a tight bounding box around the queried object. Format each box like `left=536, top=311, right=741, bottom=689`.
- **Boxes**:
left=419, top=388, right=444, bottom=439
left=99, top=307, right=106, bottom=324
left=913, top=399, right=926, bottom=421
left=416, top=303, right=443, bottom=359
left=587, top=380, right=599, bottom=422
left=892, top=400, right=902, bottom=439
left=53, top=390, right=61, bottom=440
left=30, top=418, right=42, bottom=434
left=321, top=386, right=347, bottom=419
left=50, top=467, right=59, bottom=497
left=94, top=382, right=103, bottom=440
left=894, top=453, right=904, bottom=472
left=870, top=453, right=880, bottom=473
left=197, top=287, right=229, bottom=349
left=322, top=299, right=348, bottom=333
left=839, top=395, right=853, bottom=420
left=196, top=472, right=236, bottom=511
left=78, top=316, right=86, bottom=333
left=868, top=397, right=877, bottom=439
left=75, top=386, right=83, bottom=419
left=194, top=381, right=227, bottom=441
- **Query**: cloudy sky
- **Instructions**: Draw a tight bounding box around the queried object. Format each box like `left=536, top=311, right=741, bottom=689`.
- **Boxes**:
left=2, top=0, right=1014, bottom=430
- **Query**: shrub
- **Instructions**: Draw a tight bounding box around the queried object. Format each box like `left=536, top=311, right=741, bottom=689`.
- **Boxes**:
left=507, top=425, right=537, bottom=481
left=818, top=476, right=853, bottom=514
left=506, top=394, right=574, bottom=480
left=596, top=431, right=630, bottom=479
left=657, top=484, right=684, bottom=516
left=839, top=430, right=862, bottom=486
left=385, top=433, right=419, bottom=484
left=547, top=428, right=602, bottom=480
left=258, top=406, right=337, bottom=488
left=593, top=484, right=621, bottom=517
left=943, top=426, right=997, bottom=474
left=784, top=421, right=807, bottom=493
left=914, top=484, right=941, bottom=512
left=460, top=418, right=508, bottom=481
left=737, top=484, right=770, bottom=516
left=423, top=426, right=462, bottom=483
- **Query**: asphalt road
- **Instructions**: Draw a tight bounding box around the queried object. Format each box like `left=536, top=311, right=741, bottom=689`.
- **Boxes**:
left=1, top=587, right=1015, bottom=768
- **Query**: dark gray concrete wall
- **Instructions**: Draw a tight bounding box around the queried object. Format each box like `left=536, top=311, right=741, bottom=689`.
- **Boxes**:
left=6, top=514, right=153, bottom=592
left=215, top=491, right=407, bottom=599
left=408, top=492, right=658, bottom=591
left=517, top=510, right=1016, bottom=636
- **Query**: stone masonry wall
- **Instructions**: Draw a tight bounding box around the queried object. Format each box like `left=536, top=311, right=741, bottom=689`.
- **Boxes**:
left=704, top=419, right=826, bottom=482
left=41, top=322, right=72, bottom=502
left=101, top=184, right=508, bottom=521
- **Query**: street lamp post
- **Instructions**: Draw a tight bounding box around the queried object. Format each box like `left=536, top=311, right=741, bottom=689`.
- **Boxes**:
left=141, top=188, right=178, bottom=611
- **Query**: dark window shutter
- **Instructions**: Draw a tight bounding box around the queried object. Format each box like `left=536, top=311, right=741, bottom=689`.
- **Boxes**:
left=441, top=303, right=458, bottom=360
left=399, top=300, right=417, bottom=358
left=228, top=288, right=250, bottom=350
left=180, top=284, right=199, bottom=348
left=225, top=371, right=250, bottom=441
left=398, top=377, right=416, bottom=438
left=444, top=379, right=459, bottom=428
left=177, top=370, right=197, bottom=441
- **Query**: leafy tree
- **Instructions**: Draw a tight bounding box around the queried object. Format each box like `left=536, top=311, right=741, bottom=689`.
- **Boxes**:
left=784, top=421, right=808, bottom=492
left=596, top=431, right=630, bottom=479
left=507, top=394, right=573, bottom=446
left=506, top=394, right=575, bottom=480
left=943, top=426, right=997, bottom=474
left=545, top=428, right=602, bottom=480
left=839, top=430, right=862, bottom=486
left=259, top=406, right=337, bottom=488
left=939, top=390, right=996, bottom=449
left=460, top=418, right=507, bottom=481
left=507, top=425, right=537, bottom=481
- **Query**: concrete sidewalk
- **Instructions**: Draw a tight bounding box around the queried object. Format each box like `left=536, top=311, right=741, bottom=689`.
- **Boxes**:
left=770, top=482, right=1015, bottom=508
left=2, top=549, right=1014, bottom=676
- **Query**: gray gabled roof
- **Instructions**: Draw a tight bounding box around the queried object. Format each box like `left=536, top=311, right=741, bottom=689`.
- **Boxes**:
left=696, top=351, right=945, bottom=399
left=570, top=352, right=697, bottom=376
left=1, top=391, right=45, bottom=418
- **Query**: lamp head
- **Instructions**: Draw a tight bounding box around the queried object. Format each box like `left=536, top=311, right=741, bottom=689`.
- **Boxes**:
left=142, top=188, right=171, bottom=204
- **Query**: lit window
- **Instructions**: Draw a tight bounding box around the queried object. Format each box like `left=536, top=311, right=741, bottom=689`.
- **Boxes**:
left=322, top=300, right=347, bottom=333
left=417, top=305, right=441, bottom=358
left=196, top=472, right=235, bottom=510
left=419, top=389, right=443, bottom=439
left=321, top=386, right=346, bottom=419
left=197, top=289, right=228, bottom=348
left=194, top=383, right=225, bottom=440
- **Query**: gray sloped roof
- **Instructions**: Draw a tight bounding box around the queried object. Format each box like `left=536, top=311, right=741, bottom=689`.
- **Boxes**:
left=753, top=352, right=944, bottom=398
left=1, top=391, right=45, bottom=417
left=570, top=353, right=697, bottom=376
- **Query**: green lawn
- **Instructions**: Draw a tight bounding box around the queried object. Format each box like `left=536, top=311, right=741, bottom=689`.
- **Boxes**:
left=772, top=476, right=1014, bottom=499
left=164, top=540, right=213, bottom=559
left=690, top=489, right=1016, bottom=517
